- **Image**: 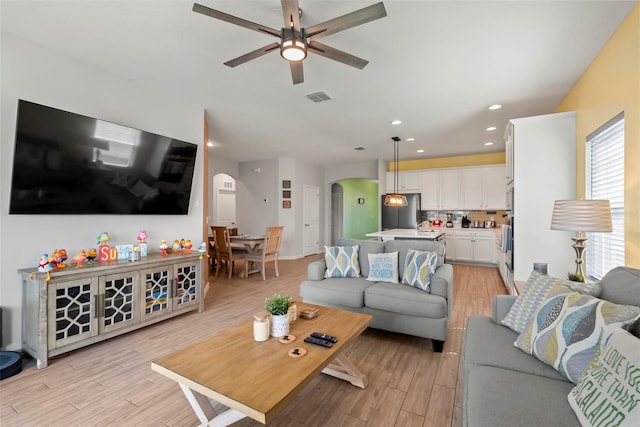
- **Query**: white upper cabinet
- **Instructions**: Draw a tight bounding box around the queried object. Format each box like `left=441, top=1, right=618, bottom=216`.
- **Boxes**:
left=483, top=166, right=506, bottom=209
left=461, top=165, right=506, bottom=210
left=439, top=169, right=461, bottom=209
left=386, top=165, right=505, bottom=211
left=420, top=170, right=440, bottom=209
left=386, top=171, right=422, bottom=193
left=420, top=169, right=460, bottom=210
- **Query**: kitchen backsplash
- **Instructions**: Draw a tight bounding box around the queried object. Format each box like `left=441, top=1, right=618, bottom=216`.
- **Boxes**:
left=419, top=210, right=509, bottom=227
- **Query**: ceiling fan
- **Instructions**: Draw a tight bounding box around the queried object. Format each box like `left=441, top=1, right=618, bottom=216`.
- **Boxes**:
left=192, top=1, right=387, bottom=84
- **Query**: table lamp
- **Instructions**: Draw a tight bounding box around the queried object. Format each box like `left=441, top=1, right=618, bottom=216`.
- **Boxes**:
left=550, top=199, right=612, bottom=280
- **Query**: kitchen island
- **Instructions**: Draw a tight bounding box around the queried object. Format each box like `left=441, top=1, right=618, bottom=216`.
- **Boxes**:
left=366, top=229, right=445, bottom=241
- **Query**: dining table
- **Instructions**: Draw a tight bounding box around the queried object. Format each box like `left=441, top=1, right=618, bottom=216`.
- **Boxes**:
left=230, top=234, right=265, bottom=278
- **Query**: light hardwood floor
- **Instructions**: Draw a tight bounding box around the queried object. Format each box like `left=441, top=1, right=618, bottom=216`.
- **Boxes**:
left=1, top=255, right=506, bottom=427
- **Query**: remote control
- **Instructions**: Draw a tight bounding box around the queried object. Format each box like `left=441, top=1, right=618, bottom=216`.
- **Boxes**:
left=311, top=332, right=338, bottom=343
left=304, top=336, right=333, bottom=348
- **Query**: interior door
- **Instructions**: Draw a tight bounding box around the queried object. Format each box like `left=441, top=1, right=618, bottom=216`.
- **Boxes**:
left=213, top=173, right=237, bottom=228
left=303, top=185, right=320, bottom=256
left=216, top=191, right=236, bottom=228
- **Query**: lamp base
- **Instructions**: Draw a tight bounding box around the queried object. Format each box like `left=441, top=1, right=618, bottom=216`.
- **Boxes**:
left=570, top=232, right=588, bottom=281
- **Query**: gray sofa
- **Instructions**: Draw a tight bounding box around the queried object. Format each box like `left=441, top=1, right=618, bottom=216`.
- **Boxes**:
left=299, top=238, right=453, bottom=352
left=462, top=266, right=640, bottom=426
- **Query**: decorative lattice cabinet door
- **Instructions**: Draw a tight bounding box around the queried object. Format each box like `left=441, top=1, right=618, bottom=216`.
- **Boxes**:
left=48, top=277, right=99, bottom=349
left=173, top=260, right=200, bottom=311
left=140, top=265, right=173, bottom=321
left=99, top=271, right=139, bottom=334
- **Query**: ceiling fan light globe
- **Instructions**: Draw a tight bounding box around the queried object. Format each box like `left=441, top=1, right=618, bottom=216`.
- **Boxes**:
left=281, top=39, right=307, bottom=61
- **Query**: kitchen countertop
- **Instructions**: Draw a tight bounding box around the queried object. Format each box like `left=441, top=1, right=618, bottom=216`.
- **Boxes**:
left=366, top=229, right=446, bottom=240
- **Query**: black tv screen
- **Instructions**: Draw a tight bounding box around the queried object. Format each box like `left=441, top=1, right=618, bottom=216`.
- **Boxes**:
left=9, top=100, right=197, bottom=215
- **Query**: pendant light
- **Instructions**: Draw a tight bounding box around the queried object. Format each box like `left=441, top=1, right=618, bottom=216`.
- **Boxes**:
left=384, top=136, right=408, bottom=207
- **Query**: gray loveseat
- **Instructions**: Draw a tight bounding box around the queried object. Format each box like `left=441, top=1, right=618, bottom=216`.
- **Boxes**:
left=462, top=266, right=640, bottom=426
left=299, top=238, right=453, bottom=352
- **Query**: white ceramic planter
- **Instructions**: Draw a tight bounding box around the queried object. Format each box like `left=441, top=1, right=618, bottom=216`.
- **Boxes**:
left=270, top=314, right=290, bottom=337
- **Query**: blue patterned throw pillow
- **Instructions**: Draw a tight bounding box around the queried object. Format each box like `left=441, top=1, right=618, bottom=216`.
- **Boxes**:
left=366, top=252, right=399, bottom=283
left=502, top=270, right=602, bottom=334
left=515, top=285, right=640, bottom=383
left=401, top=249, right=437, bottom=292
left=324, top=245, right=361, bottom=278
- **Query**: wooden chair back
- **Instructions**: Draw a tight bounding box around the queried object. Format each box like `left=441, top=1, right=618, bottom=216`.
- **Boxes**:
left=264, top=226, right=284, bottom=255
left=211, top=226, right=231, bottom=254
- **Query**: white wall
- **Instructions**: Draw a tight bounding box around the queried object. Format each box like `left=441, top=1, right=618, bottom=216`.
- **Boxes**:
left=234, top=158, right=323, bottom=259
left=0, top=32, right=205, bottom=350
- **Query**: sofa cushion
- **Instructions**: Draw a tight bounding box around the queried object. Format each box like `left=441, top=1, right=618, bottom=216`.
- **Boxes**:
left=324, top=245, right=361, bottom=278
left=567, top=327, right=640, bottom=427
left=384, top=240, right=445, bottom=278
left=364, top=282, right=446, bottom=318
left=464, top=315, right=568, bottom=381
left=366, top=252, right=399, bottom=284
left=597, top=266, right=640, bottom=338
left=337, top=238, right=385, bottom=277
left=401, top=249, right=437, bottom=292
left=501, top=270, right=601, bottom=334
left=464, top=365, right=579, bottom=427
left=515, top=285, right=640, bottom=383
left=299, top=277, right=371, bottom=309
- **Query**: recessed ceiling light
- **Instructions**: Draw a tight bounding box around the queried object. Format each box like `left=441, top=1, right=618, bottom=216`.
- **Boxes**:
left=406, top=138, right=415, bottom=142
left=391, top=120, right=402, bottom=125
left=484, top=142, right=494, bottom=146
left=417, top=149, right=424, bottom=153
left=207, top=142, right=214, bottom=147
left=488, top=104, right=502, bottom=110
left=486, top=126, right=497, bottom=131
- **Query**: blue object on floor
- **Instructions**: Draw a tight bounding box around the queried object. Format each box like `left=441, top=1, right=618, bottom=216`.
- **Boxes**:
left=0, top=351, right=23, bottom=380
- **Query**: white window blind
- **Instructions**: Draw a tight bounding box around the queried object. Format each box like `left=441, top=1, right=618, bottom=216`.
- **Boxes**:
left=585, top=113, right=624, bottom=280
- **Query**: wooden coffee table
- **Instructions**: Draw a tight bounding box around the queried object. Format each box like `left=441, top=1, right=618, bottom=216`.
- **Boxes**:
left=151, top=304, right=372, bottom=425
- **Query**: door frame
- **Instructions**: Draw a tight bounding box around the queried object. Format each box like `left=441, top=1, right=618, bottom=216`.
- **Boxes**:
left=303, top=185, right=320, bottom=256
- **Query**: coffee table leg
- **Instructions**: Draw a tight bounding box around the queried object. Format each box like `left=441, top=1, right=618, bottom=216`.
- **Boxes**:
left=322, top=354, right=368, bottom=389
left=179, top=383, right=247, bottom=426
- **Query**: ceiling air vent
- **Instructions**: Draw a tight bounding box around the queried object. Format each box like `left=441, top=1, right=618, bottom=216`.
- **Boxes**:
left=354, top=147, right=365, bottom=151
left=305, top=91, right=332, bottom=103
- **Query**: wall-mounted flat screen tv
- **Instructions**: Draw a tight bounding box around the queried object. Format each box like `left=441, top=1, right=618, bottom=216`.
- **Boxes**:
left=9, top=100, right=198, bottom=215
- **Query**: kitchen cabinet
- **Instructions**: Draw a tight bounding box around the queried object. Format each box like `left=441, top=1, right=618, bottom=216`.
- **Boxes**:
left=444, top=230, right=456, bottom=261
left=453, top=230, right=495, bottom=263
left=507, top=111, right=576, bottom=282
left=421, top=169, right=461, bottom=210
left=21, top=253, right=204, bottom=369
left=386, top=171, right=421, bottom=193
left=461, top=165, right=506, bottom=210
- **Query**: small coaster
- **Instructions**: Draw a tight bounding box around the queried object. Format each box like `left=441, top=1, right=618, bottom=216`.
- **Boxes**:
left=279, top=334, right=296, bottom=344
left=288, top=347, right=307, bottom=358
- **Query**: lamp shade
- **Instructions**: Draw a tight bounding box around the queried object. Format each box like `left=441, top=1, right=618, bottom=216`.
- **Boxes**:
left=550, top=200, right=612, bottom=232
left=384, top=193, right=408, bottom=207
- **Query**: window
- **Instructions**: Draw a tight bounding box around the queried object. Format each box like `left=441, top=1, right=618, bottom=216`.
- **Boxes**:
left=585, top=113, right=624, bottom=280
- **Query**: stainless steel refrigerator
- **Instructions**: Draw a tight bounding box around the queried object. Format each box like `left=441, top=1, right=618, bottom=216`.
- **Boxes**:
left=381, top=193, right=421, bottom=230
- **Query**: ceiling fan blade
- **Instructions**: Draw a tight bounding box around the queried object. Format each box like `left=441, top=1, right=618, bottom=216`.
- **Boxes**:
left=308, top=41, right=369, bottom=69
left=224, top=42, right=280, bottom=68
left=281, top=0, right=301, bottom=32
left=305, top=2, right=387, bottom=40
left=193, top=3, right=280, bottom=38
left=290, top=61, right=304, bottom=84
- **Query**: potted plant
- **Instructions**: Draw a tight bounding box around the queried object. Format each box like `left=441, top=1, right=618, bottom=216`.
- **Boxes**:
left=264, top=292, right=292, bottom=337
left=567, top=272, right=585, bottom=283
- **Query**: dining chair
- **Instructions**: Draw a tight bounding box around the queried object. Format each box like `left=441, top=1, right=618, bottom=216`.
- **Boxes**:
left=244, top=226, right=284, bottom=281
left=211, top=226, right=247, bottom=279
